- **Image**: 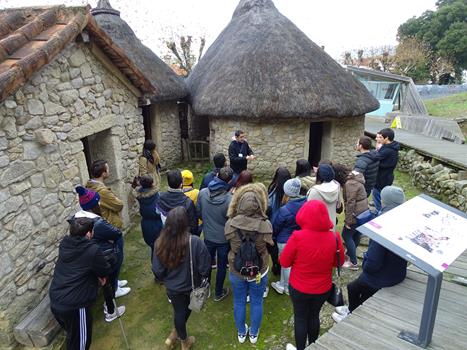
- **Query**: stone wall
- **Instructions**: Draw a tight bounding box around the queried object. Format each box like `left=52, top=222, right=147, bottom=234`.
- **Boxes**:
left=0, top=42, right=144, bottom=346
left=398, top=149, right=467, bottom=211
left=321, top=116, right=365, bottom=167
left=209, top=117, right=309, bottom=175
left=151, top=101, right=181, bottom=168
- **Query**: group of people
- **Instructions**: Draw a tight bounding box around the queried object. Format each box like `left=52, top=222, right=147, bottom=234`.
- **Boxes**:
left=49, top=128, right=408, bottom=350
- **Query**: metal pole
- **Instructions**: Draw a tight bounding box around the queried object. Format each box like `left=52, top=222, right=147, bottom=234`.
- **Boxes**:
left=113, top=298, right=131, bottom=350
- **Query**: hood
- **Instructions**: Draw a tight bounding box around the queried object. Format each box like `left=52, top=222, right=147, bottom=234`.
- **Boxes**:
left=381, top=185, right=405, bottom=212
left=357, top=149, right=379, bottom=162
left=157, top=189, right=187, bottom=211
left=136, top=186, right=158, bottom=199
left=383, top=141, right=400, bottom=152
left=227, top=183, right=268, bottom=219
left=208, top=177, right=230, bottom=193
left=85, top=179, right=106, bottom=192
left=60, top=235, right=95, bottom=263
left=296, top=200, right=333, bottom=232
left=347, top=171, right=365, bottom=185
left=311, top=180, right=340, bottom=203
left=74, top=210, right=99, bottom=220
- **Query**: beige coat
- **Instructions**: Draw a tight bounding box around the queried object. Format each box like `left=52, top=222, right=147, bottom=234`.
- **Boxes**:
left=225, top=183, right=273, bottom=279
left=85, top=180, right=123, bottom=229
left=343, top=171, right=368, bottom=226
left=138, top=149, right=161, bottom=191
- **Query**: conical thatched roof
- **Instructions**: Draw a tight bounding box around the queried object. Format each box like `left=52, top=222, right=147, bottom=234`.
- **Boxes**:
left=92, top=0, right=187, bottom=102
left=187, top=0, right=379, bottom=119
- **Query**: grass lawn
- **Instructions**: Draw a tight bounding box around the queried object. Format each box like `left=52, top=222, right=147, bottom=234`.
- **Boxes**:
left=88, top=165, right=421, bottom=350
left=424, top=92, right=467, bottom=119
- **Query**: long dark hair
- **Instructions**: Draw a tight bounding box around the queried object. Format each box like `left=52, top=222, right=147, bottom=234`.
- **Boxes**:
left=268, top=167, right=291, bottom=205
left=143, top=140, right=156, bottom=164
left=235, top=170, right=253, bottom=189
left=333, top=163, right=351, bottom=187
left=155, top=207, right=189, bottom=269
left=295, top=159, right=311, bottom=178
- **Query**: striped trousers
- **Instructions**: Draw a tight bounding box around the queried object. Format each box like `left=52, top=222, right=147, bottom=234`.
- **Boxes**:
left=51, top=306, right=92, bottom=350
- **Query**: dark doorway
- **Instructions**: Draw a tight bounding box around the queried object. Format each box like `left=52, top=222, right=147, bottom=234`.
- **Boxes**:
left=142, top=105, right=152, bottom=140
left=308, top=122, right=323, bottom=167
left=81, top=137, right=93, bottom=178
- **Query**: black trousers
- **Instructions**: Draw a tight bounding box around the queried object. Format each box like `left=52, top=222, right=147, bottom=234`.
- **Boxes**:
left=51, top=307, right=92, bottom=350
left=347, top=276, right=380, bottom=312
left=167, top=292, right=192, bottom=340
left=102, top=280, right=115, bottom=314
left=289, top=285, right=330, bottom=350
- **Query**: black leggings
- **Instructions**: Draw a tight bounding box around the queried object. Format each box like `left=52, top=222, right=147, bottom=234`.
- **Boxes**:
left=167, top=292, right=192, bottom=340
left=102, top=280, right=115, bottom=314
left=289, top=285, right=330, bottom=350
left=347, top=276, right=380, bottom=313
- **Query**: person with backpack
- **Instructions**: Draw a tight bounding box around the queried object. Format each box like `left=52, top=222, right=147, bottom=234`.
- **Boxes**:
left=182, top=170, right=200, bottom=205
left=280, top=200, right=345, bottom=350
left=225, top=183, right=273, bottom=344
left=153, top=207, right=210, bottom=350
left=271, top=178, right=306, bottom=296
left=200, top=153, right=227, bottom=190
left=49, top=217, right=113, bottom=350
left=134, top=175, right=162, bottom=263
left=156, top=170, right=198, bottom=236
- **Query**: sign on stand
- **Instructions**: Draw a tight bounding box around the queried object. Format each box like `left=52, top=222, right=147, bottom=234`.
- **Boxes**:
left=357, top=194, right=467, bottom=348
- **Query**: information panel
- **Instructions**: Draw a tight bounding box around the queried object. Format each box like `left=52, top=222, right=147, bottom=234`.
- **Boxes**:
left=361, top=195, right=467, bottom=272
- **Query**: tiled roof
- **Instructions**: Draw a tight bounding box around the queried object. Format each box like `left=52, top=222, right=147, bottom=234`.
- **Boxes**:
left=0, top=5, right=157, bottom=103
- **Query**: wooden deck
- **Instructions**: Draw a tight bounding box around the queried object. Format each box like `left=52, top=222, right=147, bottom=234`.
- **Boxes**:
left=306, top=251, right=467, bottom=350
left=365, top=117, right=467, bottom=170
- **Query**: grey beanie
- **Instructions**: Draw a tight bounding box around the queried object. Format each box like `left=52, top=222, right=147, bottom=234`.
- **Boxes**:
left=283, top=178, right=301, bottom=198
left=381, top=186, right=405, bottom=208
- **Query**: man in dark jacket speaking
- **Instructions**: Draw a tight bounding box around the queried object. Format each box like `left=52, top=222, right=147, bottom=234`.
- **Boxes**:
left=228, top=130, right=255, bottom=175
left=354, top=136, right=379, bottom=197
left=49, top=217, right=112, bottom=350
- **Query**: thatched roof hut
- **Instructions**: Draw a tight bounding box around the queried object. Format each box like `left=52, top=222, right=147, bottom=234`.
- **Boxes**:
left=187, top=0, right=378, bottom=118
left=92, top=0, right=187, bottom=102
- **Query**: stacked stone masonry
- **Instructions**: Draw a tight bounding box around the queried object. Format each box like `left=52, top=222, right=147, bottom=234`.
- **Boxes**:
left=0, top=42, right=145, bottom=346
left=398, top=149, right=467, bottom=212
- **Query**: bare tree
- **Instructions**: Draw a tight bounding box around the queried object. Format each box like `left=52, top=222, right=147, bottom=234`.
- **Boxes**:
left=164, top=34, right=206, bottom=76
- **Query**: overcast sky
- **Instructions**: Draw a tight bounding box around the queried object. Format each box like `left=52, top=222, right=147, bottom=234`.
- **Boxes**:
left=0, top=0, right=437, bottom=60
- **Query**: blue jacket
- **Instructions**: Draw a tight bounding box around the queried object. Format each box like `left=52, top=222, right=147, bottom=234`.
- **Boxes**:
left=272, top=197, right=306, bottom=244
left=360, top=204, right=407, bottom=289
left=136, top=187, right=162, bottom=247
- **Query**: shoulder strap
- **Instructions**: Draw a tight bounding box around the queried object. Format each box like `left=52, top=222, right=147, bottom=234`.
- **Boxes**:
left=189, top=236, right=194, bottom=290
left=334, top=232, right=341, bottom=277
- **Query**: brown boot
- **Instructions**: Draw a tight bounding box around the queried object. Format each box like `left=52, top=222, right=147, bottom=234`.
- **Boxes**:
left=164, top=328, right=178, bottom=349
left=181, top=336, right=195, bottom=350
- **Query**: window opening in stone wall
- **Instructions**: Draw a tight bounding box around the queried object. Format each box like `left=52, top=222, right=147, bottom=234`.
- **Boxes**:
left=142, top=105, right=152, bottom=140
left=81, top=128, right=117, bottom=184
left=309, top=122, right=323, bottom=167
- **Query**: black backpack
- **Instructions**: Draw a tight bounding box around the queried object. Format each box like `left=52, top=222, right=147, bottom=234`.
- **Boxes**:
left=234, top=229, right=263, bottom=278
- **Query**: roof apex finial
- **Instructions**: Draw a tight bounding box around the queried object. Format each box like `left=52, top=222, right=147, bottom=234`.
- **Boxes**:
left=91, top=0, right=120, bottom=17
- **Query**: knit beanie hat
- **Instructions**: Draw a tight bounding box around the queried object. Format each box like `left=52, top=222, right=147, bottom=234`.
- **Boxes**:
left=283, top=178, right=301, bottom=198
left=76, top=186, right=100, bottom=211
left=317, top=164, right=335, bottom=183
left=381, top=185, right=405, bottom=208
left=181, top=170, right=194, bottom=186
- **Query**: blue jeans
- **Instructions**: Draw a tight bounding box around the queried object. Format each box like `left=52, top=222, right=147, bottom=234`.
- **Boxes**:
left=342, top=225, right=361, bottom=264
left=372, top=188, right=382, bottom=213
left=204, top=240, right=229, bottom=297
left=229, top=272, right=268, bottom=336
left=277, top=243, right=290, bottom=291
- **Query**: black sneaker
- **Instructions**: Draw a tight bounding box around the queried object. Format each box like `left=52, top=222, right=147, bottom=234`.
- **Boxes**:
left=214, top=288, right=230, bottom=302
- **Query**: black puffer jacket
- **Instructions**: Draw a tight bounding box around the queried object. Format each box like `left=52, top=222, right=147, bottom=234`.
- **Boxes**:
left=49, top=235, right=111, bottom=312
left=375, top=142, right=400, bottom=190
left=354, top=150, right=380, bottom=196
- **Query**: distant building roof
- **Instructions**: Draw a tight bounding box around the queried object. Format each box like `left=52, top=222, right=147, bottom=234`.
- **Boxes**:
left=346, top=66, right=412, bottom=83
left=0, top=5, right=165, bottom=103
left=187, top=0, right=379, bottom=119
left=92, top=0, right=187, bottom=102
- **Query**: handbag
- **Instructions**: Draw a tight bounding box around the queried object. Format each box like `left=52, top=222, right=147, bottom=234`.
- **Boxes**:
left=188, top=236, right=210, bottom=312
left=355, top=209, right=376, bottom=226
left=327, top=232, right=344, bottom=307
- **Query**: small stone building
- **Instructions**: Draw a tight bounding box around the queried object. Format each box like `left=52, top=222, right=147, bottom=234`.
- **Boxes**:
left=92, top=0, right=187, bottom=166
left=187, top=0, right=379, bottom=174
left=0, top=5, right=184, bottom=347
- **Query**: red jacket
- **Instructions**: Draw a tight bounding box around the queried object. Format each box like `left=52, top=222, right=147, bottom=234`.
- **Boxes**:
left=279, top=200, right=345, bottom=294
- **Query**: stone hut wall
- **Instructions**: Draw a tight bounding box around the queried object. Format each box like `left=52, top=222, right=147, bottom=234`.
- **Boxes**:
left=0, top=42, right=144, bottom=346
left=209, top=118, right=309, bottom=175
left=398, top=149, right=467, bottom=211
left=151, top=102, right=181, bottom=169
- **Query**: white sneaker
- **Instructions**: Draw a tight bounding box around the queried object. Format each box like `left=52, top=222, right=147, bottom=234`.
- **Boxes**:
left=115, top=286, right=131, bottom=298
left=238, top=324, right=248, bottom=343
left=263, top=286, right=269, bottom=298
left=332, top=311, right=349, bottom=323
left=335, top=305, right=350, bottom=316
left=249, top=329, right=259, bottom=344
left=271, top=282, right=285, bottom=295
left=105, top=305, right=126, bottom=322
left=286, top=344, right=297, bottom=350
left=342, top=260, right=359, bottom=271
left=118, top=280, right=128, bottom=288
